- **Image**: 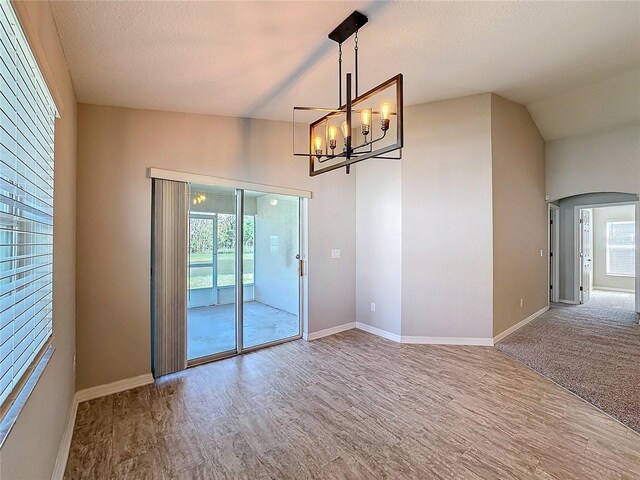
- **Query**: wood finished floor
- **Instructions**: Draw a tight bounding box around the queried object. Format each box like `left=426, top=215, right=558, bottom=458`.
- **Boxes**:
left=64, top=330, right=640, bottom=479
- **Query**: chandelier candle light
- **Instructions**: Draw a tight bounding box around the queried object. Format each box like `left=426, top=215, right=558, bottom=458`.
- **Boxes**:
left=192, top=193, right=206, bottom=205
left=293, top=11, right=403, bottom=176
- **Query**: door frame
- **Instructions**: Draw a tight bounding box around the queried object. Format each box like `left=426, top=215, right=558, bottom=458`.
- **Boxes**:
left=572, top=201, right=639, bottom=312
left=187, top=191, right=308, bottom=366
left=548, top=204, right=560, bottom=303
left=148, top=167, right=312, bottom=199
left=236, top=192, right=308, bottom=355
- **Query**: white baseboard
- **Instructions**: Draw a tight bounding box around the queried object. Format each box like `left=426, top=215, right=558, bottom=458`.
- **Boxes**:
left=355, top=322, right=402, bottom=342
left=304, top=322, right=355, bottom=341
left=593, top=286, right=635, bottom=293
left=76, top=373, right=155, bottom=403
left=355, top=322, right=493, bottom=346
left=493, top=305, right=549, bottom=343
left=401, top=336, right=494, bottom=346
left=559, top=299, right=580, bottom=305
left=50, top=393, right=79, bottom=480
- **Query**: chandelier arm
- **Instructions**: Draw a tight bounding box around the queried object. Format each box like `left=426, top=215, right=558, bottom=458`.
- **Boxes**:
left=317, top=151, right=347, bottom=163
left=352, top=129, right=388, bottom=152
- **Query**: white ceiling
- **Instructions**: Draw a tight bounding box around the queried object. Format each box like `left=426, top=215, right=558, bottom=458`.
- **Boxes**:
left=527, top=69, right=640, bottom=140
left=50, top=1, right=640, bottom=140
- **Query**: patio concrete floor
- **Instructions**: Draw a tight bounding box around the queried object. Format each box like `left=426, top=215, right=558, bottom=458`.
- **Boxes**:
left=187, top=301, right=299, bottom=360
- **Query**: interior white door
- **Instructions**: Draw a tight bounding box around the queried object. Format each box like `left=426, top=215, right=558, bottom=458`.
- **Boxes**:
left=580, top=209, right=593, bottom=304
left=549, top=208, right=559, bottom=302
left=549, top=209, right=556, bottom=302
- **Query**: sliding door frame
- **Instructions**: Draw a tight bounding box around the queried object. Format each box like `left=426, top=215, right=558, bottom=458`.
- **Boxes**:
left=235, top=189, right=244, bottom=354
left=148, top=167, right=312, bottom=199
left=238, top=191, right=305, bottom=354
left=149, top=168, right=311, bottom=365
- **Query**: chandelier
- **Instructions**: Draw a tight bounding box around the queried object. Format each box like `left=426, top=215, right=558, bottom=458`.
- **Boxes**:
left=293, top=11, right=403, bottom=176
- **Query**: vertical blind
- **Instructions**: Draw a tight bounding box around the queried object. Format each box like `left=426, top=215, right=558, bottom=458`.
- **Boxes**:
left=606, top=221, right=635, bottom=277
left=152, top=179, right=188, bottom=377
left=0, top=1, right=57, bottom=406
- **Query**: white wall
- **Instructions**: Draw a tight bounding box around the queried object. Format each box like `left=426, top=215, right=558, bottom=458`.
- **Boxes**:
left=546, top=122, right=640, bottom=201
left=355, top=159, right=402, bottom=335
left=593, top=204, right=636, bottom=291
left=401, top=95, right=494, bottom=339
left=254, top=194, right=300, bottom=314
left=527, top=69, right=640, bottom=141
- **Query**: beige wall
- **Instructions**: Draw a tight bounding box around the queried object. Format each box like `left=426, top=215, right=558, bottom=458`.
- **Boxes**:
left=491, top=94, right=547, bottom=337
left=0, top=2, right=77, bottom=479
left=401, top=94, right=494, bottom=339
left=76, top=104, right=355, bottom=389
left=546, top=121, right=640, bottom=202
left=355, top=159, right=402, bottom=335
left=357, top=94, right=548, bottom=341
left=593, top=204, right=636, bottom=291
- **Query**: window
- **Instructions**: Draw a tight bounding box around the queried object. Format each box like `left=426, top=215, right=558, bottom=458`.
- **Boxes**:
left=0, top=2, right=57, bottom=408
left=188, top=213, right=254, bottom=291
left=217, top=214, right=254, bottom=287
left=606, top=221, right=635, bottom=277
left=189, top=215, right=214, bottom=289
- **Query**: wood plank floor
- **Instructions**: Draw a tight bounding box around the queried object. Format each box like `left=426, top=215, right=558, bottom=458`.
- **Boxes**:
left=64, top=330, right=640, bottom=479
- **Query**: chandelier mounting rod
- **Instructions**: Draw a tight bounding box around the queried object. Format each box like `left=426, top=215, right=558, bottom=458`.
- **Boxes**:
left=354, top=30, right=359, bottom=97
left=329, top=11, right=367, bottom=105
left=338, top=43, right=342, bottom=107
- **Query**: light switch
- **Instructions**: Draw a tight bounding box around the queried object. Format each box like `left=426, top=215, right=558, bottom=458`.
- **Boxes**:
left=331, top=249, right=341, bottom=259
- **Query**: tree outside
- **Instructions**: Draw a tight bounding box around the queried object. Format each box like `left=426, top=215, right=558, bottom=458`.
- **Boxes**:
left=189, top=214, right=254, bottom=288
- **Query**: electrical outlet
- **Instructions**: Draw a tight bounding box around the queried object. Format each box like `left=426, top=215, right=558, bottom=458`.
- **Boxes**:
left=520, top=298, right=524, bottom=308
left=331, top=249, right=341, bottom=259
left=540, top=249, right=544, bottom=257
left=370, top=303, right=376, bottom=312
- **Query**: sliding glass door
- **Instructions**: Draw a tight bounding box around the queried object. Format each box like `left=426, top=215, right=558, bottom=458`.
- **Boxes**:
left=187, top=185, right=301, bottom=364
left=187, top=185, right=237, bottom=361
left=243, top=192, right=300, bottom=349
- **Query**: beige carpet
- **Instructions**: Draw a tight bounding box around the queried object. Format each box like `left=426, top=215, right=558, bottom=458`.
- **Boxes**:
left=496, top=290, right=640, bottom=433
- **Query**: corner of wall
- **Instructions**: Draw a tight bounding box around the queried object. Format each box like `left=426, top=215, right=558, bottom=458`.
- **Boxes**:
left=490, top=94, right=547, bottom=338
left=401, top=95, right=493, bottom=339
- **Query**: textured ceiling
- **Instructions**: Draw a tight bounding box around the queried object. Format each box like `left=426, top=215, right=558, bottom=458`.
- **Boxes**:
left=50, top=1, right=640, bottom=139
left=527, top=69, right=640, bottom=140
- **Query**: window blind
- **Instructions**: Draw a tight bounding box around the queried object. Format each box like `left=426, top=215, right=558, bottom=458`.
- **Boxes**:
left=0, top=1, right=57, bottom=407
left=606, top=221, right=635, bottom=277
